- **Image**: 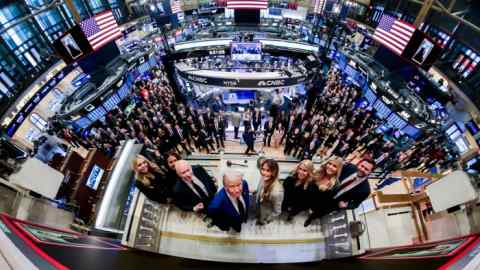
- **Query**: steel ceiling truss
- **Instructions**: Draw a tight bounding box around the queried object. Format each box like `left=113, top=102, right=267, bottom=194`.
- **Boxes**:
left=406, top=0, right=480, bottom=34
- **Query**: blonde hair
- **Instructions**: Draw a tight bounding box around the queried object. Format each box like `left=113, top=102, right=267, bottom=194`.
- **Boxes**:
left=313, top=158, right=343, bottom=191
left=293, top=160, right=314, bottom=189
left=132, top=155, right=160, bottom=186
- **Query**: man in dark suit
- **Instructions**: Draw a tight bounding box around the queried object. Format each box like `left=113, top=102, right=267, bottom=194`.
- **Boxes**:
left=207, top=171, right=250, bottom=232
left=173, top=160, right=218, bottom=212
left=243, top=127, right=256, bottom=155
left=333, top=159, right=374, bottom=210
left=263, top=116, right=275, bottom=147
left=174, top=123, right=193, bottom=154
left=211, top=115, right=225, bottom=149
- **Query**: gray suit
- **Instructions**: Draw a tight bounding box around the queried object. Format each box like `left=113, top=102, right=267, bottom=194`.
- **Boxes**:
left=230, top=112, right=242, bottom=139
left=231, top=112, right=242, bottom=127
left=256, top=180, right=284, bottom=224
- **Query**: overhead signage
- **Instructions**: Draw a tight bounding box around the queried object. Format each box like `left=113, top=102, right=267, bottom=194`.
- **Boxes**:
left=178, top=70, right=308, bottom=88
left=6, top=64, right=77, bottom=137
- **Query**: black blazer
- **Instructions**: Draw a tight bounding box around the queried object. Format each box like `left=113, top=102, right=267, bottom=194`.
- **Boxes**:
left=306, top=183, right=336, bottom=215
left=282, top=176, right=310, bottom=213
left=173, top=165, right=218, bottom=212
left=334, top=163, right=371, bottom=210
left=136, top=171, right=173, bottom=204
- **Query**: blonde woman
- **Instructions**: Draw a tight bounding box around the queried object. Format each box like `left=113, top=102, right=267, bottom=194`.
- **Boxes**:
left=304, top=158, right=343, bottom=227
left=132, top=155, right=173, bottom=204
left=256, top=159, right=284, bottom=225
left=282, top=160, right=314, bottom=221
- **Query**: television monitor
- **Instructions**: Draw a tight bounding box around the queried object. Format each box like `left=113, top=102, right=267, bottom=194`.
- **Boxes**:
left=231, top=42, right=262, bottom=61
left=402, top=31, right=442, bottom=70
left=53, top=25, right=93, bottom=65
left=85, top=165, right=104, bottom=190
left=373, top=99, right=391, bottom=119
left=465, top=120, right=479, bottom=135
left=223, top=90, right=256, bottom=104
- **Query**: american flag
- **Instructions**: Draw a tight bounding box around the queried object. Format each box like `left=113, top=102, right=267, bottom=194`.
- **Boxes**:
left=226, top=0, right=268, bottom=9
left=171, top=0, right=182, bottom=14
left=373, top=14, right=416, bottom=55
left=313, top=0, right=325, bottom=14
left=79, top=10, right=121, bottom=51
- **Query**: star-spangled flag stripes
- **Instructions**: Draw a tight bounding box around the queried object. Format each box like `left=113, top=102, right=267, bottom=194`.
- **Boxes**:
left=79, top=10, right=122, bottom=51
left=226, top=0, right=268, bottom=9
left=372, top=14, right=415, bottom=55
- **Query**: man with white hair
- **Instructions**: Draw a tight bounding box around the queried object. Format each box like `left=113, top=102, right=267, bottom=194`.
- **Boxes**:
left=207, top=171, right=250, bottom=232
left=173, top=160, right=218, bottom=213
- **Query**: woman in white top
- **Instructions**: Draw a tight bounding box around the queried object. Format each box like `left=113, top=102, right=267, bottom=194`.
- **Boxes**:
left=256, top=159, right=284, bottom=225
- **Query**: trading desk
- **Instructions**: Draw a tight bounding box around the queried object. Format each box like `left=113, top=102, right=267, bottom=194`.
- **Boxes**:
left=122, top=154, right=361, bottom=263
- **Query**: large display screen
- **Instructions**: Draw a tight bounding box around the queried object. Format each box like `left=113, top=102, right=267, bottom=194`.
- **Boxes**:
left=402, top=31, right=442, bottom=70
left=53, top=25, right=93, bottom=65
left=231, top=42, right=262, bottom=61
left=85, top=165, right=104, bottom=190
left=223, top=90, right=256, bottom=104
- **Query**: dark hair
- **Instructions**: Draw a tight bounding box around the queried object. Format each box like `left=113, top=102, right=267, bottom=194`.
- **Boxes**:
left=260, top=159, right=280, bottom=202
left=358, top=158, right=375, bottom=168
left=164, top=150, right=181, bottom=161
left=261, top=159, right=279, bottom=181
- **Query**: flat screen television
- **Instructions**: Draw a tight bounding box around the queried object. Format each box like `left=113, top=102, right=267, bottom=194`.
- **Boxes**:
left=231, top=42, right=262, bottom=61
left=223, top=90, right=256, bottom=104
left=85, top=165, right=104, bottom=190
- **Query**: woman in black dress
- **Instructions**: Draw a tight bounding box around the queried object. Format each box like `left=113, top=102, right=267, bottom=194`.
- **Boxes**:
left=282, top=160, right=314, bottom=221
left=304, top=158, right=343, bottom=227
left=132, top=155, right=172, bottom=204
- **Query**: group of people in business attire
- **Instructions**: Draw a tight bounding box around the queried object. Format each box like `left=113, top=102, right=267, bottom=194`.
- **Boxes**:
left=133, top=151, right=375, bottom=232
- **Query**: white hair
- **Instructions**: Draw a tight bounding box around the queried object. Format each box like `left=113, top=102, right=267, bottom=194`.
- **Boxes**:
left=223, top=170, right=243, bottom=185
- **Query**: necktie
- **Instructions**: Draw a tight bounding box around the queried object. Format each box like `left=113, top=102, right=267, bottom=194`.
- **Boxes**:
left=237, top=198, right=245, bottom=219
left=192, top=181, right=208, bottom=201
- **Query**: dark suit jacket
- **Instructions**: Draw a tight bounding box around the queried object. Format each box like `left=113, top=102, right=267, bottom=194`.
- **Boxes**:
left=207, top=180, right=250, bottom=232
left=334, top=163, right=371, bottom=210
left=173, top=165, right=217, bottom=212
left=136, top=171, right=173, bottom=204
left=263, top=120, right=275, bottom=135
left=243, top=131, right=255, bottom=146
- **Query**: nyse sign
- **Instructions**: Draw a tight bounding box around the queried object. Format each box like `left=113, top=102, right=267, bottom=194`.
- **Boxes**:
left=178, top=70, right=307, bottom=88
left=223, top=79, right=239, bottom=87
